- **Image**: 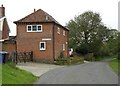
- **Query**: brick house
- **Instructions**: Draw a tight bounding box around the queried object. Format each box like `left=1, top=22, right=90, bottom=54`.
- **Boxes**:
left=14, top=9, right=69, bottom=63
left=0, top=5, right=16, bottom=52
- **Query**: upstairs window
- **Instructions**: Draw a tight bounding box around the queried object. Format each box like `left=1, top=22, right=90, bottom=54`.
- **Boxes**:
left=27, top=25, right=32, bottom=31
left=57, top=27, right=60, bottom=34
left=40, top=42, right=46, bottom=50
left=27, top=25, right=42, bottom=32
left=63, top=30, right=65, bottom=36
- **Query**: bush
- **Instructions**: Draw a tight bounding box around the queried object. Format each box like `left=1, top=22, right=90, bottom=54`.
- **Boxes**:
left=84, top=53, right=95, bottom=61
left=58, top=51, right=64, bottom=58
left=55, top=57, right=68, bottom=65
left=55, top=55, right=84, bottom=65
left=76, top=45, right=89, bottom=55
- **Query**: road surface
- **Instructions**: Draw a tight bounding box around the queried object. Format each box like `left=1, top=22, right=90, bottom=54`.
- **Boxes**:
left=35, top=62, right=118, bottom=84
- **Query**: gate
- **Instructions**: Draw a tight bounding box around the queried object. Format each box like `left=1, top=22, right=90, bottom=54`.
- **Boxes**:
left=8, top=51, right=33, bottom=64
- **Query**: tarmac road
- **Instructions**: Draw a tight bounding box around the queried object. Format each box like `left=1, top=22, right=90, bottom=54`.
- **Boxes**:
left=35, top=62, right=118, bottom=84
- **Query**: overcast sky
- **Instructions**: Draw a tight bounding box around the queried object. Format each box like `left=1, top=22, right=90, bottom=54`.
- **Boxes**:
left=0, top=0, right=119, bottom=36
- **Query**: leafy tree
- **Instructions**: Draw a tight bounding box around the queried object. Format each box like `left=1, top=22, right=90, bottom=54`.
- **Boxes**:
left=67, top=11, right=108, bottom=55
left=118, top=32, right=120, bottom=60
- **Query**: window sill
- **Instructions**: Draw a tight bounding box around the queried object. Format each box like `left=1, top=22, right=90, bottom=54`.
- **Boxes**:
left=40, top=49, right=46, bottom=51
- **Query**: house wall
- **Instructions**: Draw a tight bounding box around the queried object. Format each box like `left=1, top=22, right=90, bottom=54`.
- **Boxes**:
left=2, top=43, right=16, bottom=53
left=16, top=23, right=54, bottom=62
left=54, top=24, right=69, bottom=59
left=2, top=18, right=9, bottom=39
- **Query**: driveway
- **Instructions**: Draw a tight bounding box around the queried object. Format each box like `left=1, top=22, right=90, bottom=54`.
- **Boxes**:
left=34, top=62, right=118, bottom=84
left=16, top=62, right=64, bottom=77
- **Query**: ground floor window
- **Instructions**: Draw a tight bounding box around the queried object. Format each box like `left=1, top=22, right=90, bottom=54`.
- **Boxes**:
left=40, top=42, right=46, bottom=50
left=63, top=44, right=65, bottom=51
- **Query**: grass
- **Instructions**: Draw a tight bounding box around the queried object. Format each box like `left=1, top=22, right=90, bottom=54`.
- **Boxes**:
left=109, top=59, right=120, bottom=76
left=0, top=64, right=2, bottom=85
left=95, top=55, right=117, bottom=61
left=2, top=63, right=38, bottom=84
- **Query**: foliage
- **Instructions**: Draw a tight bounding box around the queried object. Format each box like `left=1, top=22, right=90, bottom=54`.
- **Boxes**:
left=67, top=11, right=119, bottom=60
left=2, top=63, right=37, bottom=84
left=55, top=56, right=84, bottom=65
left=118, top=32, right=120, bottom=60
left=0, top=64, right=1, bottom=85
left=109, top=59, right=120, bottom=75
left=84, top=53, right=95, bottom=61
left=76, top=44, right=89, bottom=55
left=55, top=57, right=68, bottom=65
left=67, top=11, right=108, bottom=56
left=58, top=51, right=65, bottom=58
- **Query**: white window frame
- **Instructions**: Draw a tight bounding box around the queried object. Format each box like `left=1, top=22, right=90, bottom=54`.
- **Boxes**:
left=63, top=30, right=65, bottom=36
left=40, top=42, right=46, bottom=50
left=63, top=44, right=65, bottom=51
left=57, top=27, right=60, bottom=34
left=27, top=25, right=32, bottom=32
left=27, top=25, right=42, bottom=32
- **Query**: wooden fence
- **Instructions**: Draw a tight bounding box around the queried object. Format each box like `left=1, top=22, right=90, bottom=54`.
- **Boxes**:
left=7, top=51, right=33, bottom=64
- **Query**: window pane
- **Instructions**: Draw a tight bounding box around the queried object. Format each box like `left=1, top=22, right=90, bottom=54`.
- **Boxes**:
left=63, top=30, right=65, bottom=36
left=38, top=26, right=41, bottom=31
left=58, top=27, right=60, bottom=34
left=32, top=25, right=37, bottom=31
left=28, top=26, right=31, bottom=31
left=63, top=44, right=65, bottom=51
left=41, top=43, right=44, bottom=48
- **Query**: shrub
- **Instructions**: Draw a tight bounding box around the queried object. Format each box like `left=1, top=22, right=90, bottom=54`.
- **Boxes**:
left=76, top=45, right=89, bottom=55
left=55, top=58, right=68, bottom=65
left=84, top=53, right=95, bottom=61
left=55, top=55, right=84, bottom=65
left=58, top=51, right=64, bottom=58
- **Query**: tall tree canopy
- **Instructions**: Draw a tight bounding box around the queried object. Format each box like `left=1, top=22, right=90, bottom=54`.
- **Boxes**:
left=67, top=11, right=109, bottom=55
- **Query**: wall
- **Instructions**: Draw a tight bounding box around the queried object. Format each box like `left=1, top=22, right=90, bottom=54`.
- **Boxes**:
left=2, top=18, right=9, bottom=39
left=16, top=23, right=54, bottom=62
left=54, top=24, right=69, bottom=59
left=2, top=42, right=16, bottom=53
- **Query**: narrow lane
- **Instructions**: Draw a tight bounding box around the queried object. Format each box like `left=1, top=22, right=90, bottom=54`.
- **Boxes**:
left=35, top=62, right=118, bottom=84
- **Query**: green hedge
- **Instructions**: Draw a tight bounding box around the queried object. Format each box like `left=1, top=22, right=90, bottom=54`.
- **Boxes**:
left=55, top=56, right=84, bottom=65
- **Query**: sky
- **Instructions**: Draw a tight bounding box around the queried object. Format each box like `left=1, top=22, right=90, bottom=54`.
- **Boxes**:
left=0, top=0, right=119, bottom=36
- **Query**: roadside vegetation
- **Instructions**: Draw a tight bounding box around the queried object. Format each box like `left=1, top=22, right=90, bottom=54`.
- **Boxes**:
left=67, top=11, right=119, bottom=62
left=55, top=51, right=84, bottom=65
left=109, top=59, right=120, bottom=75
left=0, top=64, right=2, bottom=85
left=2, top=63, right=38, bottom=84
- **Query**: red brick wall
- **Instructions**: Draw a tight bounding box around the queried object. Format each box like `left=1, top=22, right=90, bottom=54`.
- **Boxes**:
left=2, top=43, right=16, bottom=53
left=2, top=18, right=9, bottom=39
left=54, top=24, right=69, bottom=59
left=16, top=22, right=69, bottom=62
left=16, top=23, right=54, bottom=61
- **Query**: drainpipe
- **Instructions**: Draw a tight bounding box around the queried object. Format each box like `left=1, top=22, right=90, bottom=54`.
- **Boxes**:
left=52, top=23, right=55, bottom=61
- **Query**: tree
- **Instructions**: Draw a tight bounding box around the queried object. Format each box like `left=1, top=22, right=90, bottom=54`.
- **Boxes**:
left=67, top=11, right=108, bottom=55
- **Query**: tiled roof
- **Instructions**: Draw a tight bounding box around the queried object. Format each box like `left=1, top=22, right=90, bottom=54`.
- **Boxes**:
left=14, top=9, right=69, bottom=31
left=14, top=9, right=59, bottom=24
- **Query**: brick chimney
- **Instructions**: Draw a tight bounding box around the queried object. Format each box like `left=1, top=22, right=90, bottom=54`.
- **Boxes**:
left=0, top=4, right=5, bottom=17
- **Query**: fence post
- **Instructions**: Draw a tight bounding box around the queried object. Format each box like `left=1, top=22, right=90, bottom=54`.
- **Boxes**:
left=12, top=52, right=16, bottom=63
left=23, top=52, right=26, bottom=63
left=15, top=51, right=18, bottom=64
left=30, top=51, right=33, bottom=62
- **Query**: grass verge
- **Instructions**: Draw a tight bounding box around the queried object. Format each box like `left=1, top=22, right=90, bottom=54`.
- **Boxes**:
left=95, top=55, right=117, bottom=61
left=109, top=59, right=120, bottom=76
left=2, top=63, right=38, bottom=84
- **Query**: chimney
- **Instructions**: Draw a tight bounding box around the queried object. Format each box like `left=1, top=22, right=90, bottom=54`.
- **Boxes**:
left=34, top=9, right=36, bottom=12
left=0, top=4, right=5, bottom=17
